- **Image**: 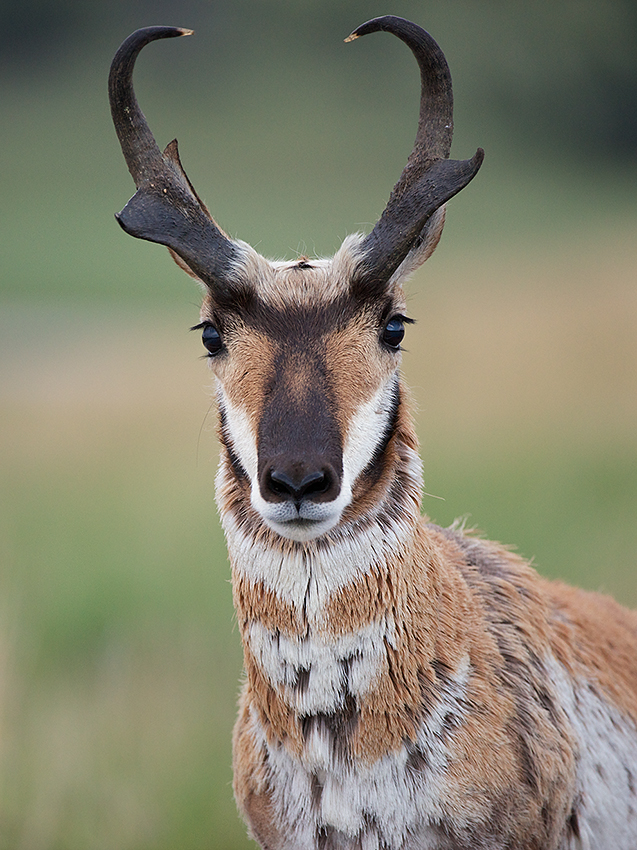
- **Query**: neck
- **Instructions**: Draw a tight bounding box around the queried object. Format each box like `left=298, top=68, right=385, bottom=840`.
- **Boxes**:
left=217, top=388, right=474, bottom=763
left=217, top=383, right=424, bottom=627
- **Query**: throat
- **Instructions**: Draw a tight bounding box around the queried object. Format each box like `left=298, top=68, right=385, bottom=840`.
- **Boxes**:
left=226, top=502, right=420, bottom=622
left=235, top=529, right=471, bottom=768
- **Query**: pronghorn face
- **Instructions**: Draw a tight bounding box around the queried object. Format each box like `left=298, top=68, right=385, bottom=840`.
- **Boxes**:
left=197, top=242, right=409, bottom=542
left=109, top=19, right=483, bottom=539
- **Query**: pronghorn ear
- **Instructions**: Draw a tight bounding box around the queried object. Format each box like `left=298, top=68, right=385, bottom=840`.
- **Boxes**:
left=168, top=246, right=207, bottom=285
left=387, top=206, right=446, bottom=288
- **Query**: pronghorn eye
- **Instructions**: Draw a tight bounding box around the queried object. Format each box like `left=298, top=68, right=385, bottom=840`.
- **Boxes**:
left=382, top=317, right=405, bottom=349
left=201, top=324, right=223, bottom=356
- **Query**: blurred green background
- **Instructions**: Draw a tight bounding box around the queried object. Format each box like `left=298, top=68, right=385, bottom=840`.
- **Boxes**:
left=1, top=0, right=636, bottom=847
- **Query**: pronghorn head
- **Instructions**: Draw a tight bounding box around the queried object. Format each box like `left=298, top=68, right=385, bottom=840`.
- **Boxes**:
left=109, top=17, right=483, bottom=543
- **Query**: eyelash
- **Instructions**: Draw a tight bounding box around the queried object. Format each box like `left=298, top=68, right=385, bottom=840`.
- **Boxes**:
left=191, top=321, right=224, bottom=357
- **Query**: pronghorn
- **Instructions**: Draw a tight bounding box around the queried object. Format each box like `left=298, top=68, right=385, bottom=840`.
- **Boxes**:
left=109, top=17, right=637, bottom=850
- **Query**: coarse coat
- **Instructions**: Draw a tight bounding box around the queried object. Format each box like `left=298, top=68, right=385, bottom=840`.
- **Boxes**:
left=205, top=238, right=637, bottom=850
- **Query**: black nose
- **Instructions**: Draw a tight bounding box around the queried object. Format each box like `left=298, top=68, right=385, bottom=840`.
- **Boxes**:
left=261, top=461, right=340, bottom=505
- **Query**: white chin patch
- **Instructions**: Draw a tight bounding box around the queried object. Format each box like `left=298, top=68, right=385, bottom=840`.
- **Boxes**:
left=221, top=376, right=398, bottom=542
left=262, top=516, right=341, bottom=543
left=251, top=488, right=352, bottom=542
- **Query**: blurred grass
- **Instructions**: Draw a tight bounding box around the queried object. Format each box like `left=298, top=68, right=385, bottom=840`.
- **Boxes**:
left=1, top=1, right=636, bottom=847
left=0, top=307, right=247, bottom=848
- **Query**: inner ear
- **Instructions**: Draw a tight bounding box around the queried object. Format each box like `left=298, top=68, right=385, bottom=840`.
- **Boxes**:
left=388, top=207, right=447, bottom=289
left=168, top=247, right=206, bottom=284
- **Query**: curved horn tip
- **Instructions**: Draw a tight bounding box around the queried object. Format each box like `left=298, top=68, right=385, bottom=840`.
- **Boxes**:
left=345, top=16, right=419, bottom=43
left=131, top=25, right=193, bottom=40
left=114, top=26, right=193, bottom=56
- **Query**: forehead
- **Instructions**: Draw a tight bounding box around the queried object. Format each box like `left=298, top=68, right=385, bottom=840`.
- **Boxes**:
left=238, top=234, right=365, bottom=309
left=201, top=236, right=406, bottom=332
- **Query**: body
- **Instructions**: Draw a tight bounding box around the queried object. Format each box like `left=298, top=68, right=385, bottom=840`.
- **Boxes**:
left=231, top=493, right=637, bottom=850
left=213, top=262, right=637, bottom=849
left=108, top=17, right=637, bottom=850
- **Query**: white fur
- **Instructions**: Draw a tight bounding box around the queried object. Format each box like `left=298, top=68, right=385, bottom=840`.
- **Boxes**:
left=220, top=419, right=423, bottom=620
left=224, top=509, right=418, bottom=620
left=244, top=655, right=637, bottom=849
left=339, top=375, right=400, bottom=507
left=230, top=234, right=367, bottom=309
left=246, top=617, right=396, bottom=716
left=547, top=661, right=637, bottom=849
left=217, top=384, right=258, bottom=479
left=246, top=654, right=472, bottom=850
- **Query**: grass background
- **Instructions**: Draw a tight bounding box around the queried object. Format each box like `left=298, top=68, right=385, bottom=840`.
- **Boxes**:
left=1, top=1, right=636, bottom=847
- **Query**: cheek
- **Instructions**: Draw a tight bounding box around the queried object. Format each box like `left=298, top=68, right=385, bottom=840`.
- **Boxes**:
left=215, top=355, right=263, bottom=481
left=324, top=328, right=398, bottom=433
left=325, top=332, right=399, bottom=485
left=210, top=329, right=275, bottom=411
left=210, top=331, right=276, bottom=477
left=341, top=374, right=399, bottom=488
left=217, top=384, right=259, bottom=480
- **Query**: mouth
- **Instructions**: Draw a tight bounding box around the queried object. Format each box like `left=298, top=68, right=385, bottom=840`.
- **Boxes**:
left=263, top=514, right=338, bottom=543
left=251, top=481, right=352, bottom=542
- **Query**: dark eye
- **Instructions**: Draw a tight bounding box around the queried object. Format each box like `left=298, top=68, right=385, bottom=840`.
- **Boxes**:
left=382, top=317, right=405, bottom=349
left=202, top=324, right=223, bottom=356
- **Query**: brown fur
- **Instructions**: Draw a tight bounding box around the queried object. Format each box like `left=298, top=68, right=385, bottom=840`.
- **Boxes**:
left=325, top=309, right=403, bottom=436
left=233, top=696, right=283, bottom=850
left=209, top=319, right=276, bottom=425
left=229, top=395, right=601, bottom=847
left=212, top=281, right=637, bottom=847
left=233, top=574, right=304, bottom=637
left=342, top=391, right=420, bottom=528
left=110, top=20, right=637, bottom=848
left=186, top=184, right=637, bottom=850
left=231, top=512, right=593, bottom=847
left=242, top=653, right=306, bottom=753
left=545, top=580, right=637, bottom=724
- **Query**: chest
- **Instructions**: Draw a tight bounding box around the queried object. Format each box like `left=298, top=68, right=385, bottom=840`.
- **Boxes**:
left=245, top=618, right=395, bottom=718
left=239, top=623, right=637, bottom=850
left=241, top=621, right=477, bottom=849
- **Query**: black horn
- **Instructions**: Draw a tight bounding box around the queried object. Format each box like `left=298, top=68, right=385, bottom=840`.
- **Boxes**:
left=346, top=16, right=484, bottom=293
left=109, top=26, right=241, bottom=292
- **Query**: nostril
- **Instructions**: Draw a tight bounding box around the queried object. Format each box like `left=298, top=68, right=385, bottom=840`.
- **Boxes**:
left=268, top=470, right=296, bottom=498
left=298, top=471, right=329, bottom=499
left=265, top=467, right=334, bottom=504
